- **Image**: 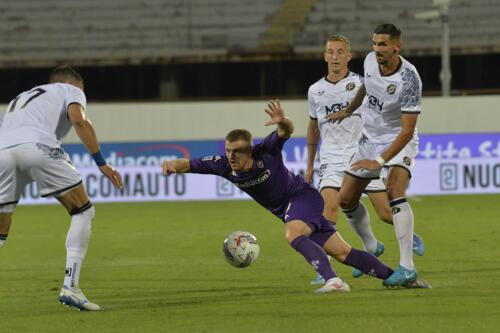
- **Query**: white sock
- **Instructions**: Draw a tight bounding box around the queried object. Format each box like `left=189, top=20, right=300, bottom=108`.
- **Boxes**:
left=64, top=204, right=95, bottom=289
left=390, top=198, right=414, bottom=270
left=343, top=202, right=378, bottom=253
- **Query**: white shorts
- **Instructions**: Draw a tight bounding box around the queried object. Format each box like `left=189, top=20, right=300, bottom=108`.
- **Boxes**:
left=346, top=134, right=418, bottom=180
left=0, top=143, right=82, bottom=212
left=319, top=162, right=386, bottom=192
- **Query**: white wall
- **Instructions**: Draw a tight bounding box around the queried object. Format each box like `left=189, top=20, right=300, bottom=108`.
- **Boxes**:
left=2, top=95, right=499, bottom=143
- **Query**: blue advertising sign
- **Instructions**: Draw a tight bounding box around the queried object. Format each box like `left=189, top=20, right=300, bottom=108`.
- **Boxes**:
left=19, top=132, right=500, bottom=205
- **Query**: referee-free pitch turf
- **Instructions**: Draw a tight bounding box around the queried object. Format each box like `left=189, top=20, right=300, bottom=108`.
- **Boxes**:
left=1, top=195, right=499, bottom=333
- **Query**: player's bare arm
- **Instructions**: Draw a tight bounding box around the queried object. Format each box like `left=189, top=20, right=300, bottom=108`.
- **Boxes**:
left=264, top=99, right=294, bottom=139
left=327, top=84, right=366, bottom=123
left=351, top=114, right=418, bottom=171
left=68, top=104, right=123, bottom=189
left=305, top=118, right=320, bottom=183
left=162, top=158, right=191, bottom=175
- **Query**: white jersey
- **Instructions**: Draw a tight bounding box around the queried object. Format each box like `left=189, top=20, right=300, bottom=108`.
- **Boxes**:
left=0, top=83, right=86, bottom=149
left=361, top=51, right=421, bottom=144
left=308, top=72, right=364, bottom=164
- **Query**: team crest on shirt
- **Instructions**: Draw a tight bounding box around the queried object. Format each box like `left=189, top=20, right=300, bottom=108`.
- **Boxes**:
left=386, top=84, right=397, bottom=95
left=202, top=155, right=221, bottom=162
left=257, top=160, right=264, bottom=168
left=403, top=157, right=411, bottom=166
left=346, top=82, right=355, bottom=91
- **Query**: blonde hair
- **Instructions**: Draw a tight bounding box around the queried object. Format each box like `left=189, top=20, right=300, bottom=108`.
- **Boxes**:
left=225, top=129, right=252, bottom=144
left=326, top=34, right=351, bottom=53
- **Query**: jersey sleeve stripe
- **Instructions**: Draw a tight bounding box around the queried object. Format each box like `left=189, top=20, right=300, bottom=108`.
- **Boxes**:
left=67, top=102, right=85, bottom=110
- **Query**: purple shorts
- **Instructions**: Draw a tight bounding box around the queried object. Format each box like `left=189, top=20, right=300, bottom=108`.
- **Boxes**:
left=284, top=187, right=336, bottom=235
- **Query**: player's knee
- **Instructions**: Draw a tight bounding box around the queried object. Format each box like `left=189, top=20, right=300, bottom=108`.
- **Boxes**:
left=323, top=205, right=339, bottom=222
left=0, top=235, right=7, bottom=248
left=331, top=246, right=350, bottom=262
left=285, top=227, right=308, bottom=244
left=0, top=212, right=12, bottom=224
left=337, top=194, right=353, bottom=210
left=0, top=213, right=11, bottom=248
left=69, top=201, right=95, bottom=220
left=386, top=185, right=405, bottom=200
left=0, top=213, right=13, bottom=242
left=332, top=252, right=348, bottom=263
left=285, top=230, right=301, bottom=244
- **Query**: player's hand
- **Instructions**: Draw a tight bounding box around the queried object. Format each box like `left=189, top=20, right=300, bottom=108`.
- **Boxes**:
left=351, top=159, right=382, bottom=171
left=305, top=167, right=314, bottom=183
left=264, top=99, right=285, bottom=126
left=99, top=165, right=124, bottom=189
left=326, top=109, right=350, bottom=124
left=161, top=161, right=176, bottom=176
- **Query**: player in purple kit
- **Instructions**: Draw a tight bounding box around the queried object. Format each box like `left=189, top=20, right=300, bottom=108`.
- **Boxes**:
left=161, top=100, right=416, bottom=293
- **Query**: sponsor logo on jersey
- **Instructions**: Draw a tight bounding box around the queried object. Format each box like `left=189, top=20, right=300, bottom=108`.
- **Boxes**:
left=202, top=155, right=221, bottom=162
left=367, top=94, right=384, bottom=112
left=386, top=84, right=397, bottom=95
left=346, top=82, right=355, bottom=91
left=325, top=101, right=349, bottom=114
left=234, top=170, right=270, bottom=188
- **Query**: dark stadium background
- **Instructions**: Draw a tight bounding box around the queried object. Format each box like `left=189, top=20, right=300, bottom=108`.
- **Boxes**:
left=1, top=53, right=499, bottom=101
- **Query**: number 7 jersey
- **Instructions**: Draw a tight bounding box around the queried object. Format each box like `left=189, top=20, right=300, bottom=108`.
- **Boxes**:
left=0, top=83, right=86, bottom=149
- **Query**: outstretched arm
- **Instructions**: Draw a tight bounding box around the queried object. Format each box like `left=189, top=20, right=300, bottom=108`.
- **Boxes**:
left=68, top=104, right=123, bottom=189
left=327, top=84, right=366, bottom=123
left=161, top=158, right=191, bottom=175
left=264, top=99, right=294, bottom=139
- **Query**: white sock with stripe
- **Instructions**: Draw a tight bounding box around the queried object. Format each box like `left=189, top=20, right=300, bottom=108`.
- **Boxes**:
left=343, top=202, right=378, bottom=253
left=64, top=204, right=94, bottom=289
left=390, top=197, right=414, bottom=270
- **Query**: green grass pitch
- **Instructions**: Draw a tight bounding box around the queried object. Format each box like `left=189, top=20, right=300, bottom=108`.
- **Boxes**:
left=1, top=194, right=500, bottom=333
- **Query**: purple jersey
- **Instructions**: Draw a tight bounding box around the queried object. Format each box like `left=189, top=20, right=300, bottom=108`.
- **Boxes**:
left=189, top=130, right=314, bottom=220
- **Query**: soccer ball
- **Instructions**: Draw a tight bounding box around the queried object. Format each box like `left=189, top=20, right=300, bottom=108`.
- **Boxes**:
left=222, top=231, right=260, bottom=268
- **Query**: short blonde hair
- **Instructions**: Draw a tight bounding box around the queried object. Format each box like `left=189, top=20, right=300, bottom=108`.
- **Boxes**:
left=326, top=34, right=351, bottom=53
left=225, top=129, right=252, bottom=144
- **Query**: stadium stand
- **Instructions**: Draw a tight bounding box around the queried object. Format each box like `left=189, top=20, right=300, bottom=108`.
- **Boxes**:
left=0, top=0, right=282, bottom=67
left=294, top=0, right=500, bottom=56
left=0, top=0, right=499, bottom=98
left=1, top=0, right=499, bottom=68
